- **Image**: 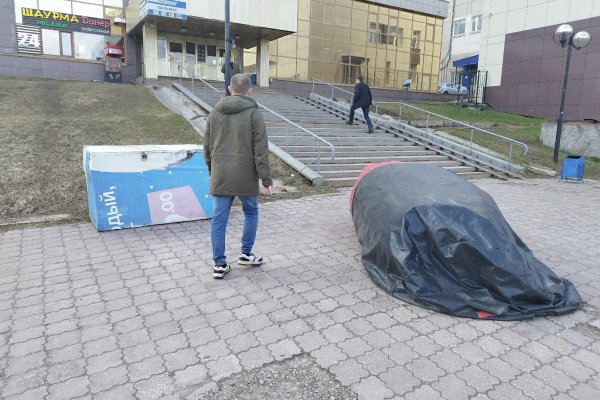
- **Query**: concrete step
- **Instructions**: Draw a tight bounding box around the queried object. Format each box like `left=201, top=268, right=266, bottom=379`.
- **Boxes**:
left=277, top=144, right=422, bottom=151
left=324, top=168, right=490, bottom=187
left=318, top=165, right=478, bottom=179
left=290, top=149, right=438, bottom=158
left=314, top=160, right=463, bottom=172
left=269, top=136, right=408, bottom=145
left=300, top=155, right=450, bottom=164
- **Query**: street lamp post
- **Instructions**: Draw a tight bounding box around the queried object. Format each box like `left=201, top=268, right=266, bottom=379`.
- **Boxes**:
left=552, top=24, right=591, bottom=163
left=224, top=0, right=231, bottom=96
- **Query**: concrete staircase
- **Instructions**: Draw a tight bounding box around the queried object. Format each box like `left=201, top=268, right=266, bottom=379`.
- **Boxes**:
left=185, top=81, right=490, bottom=187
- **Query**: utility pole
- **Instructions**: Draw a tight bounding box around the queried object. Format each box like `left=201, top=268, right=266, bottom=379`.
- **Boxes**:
left=224, top=0, right=231, bottom=96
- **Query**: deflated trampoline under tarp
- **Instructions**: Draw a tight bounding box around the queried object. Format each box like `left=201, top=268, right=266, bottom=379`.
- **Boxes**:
left=350, top=163, right=581, bottom=320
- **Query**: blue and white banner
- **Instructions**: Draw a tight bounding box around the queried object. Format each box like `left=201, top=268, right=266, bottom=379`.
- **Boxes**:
left=141, top=0, right=187, bottom=21
left=84, top=145, right=212, bottom=232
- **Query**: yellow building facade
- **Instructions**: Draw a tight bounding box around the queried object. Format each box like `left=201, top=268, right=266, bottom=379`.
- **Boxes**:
left=247, top=0, right=445, bottom=92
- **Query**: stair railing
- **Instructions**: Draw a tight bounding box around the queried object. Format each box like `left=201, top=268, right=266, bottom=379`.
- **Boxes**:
left=308, top=78, right=528, bottom=170
left=189, top=77, right=335, bottom=173
left=372, top=100, right=528, bottom=168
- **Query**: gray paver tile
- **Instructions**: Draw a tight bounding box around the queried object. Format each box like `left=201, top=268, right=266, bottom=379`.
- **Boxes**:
left=404, top=385, right=444, bottom=400
left=134, top=374, right=175, bottom=400
left=352, top=376, right=394, bottom=400
left=1, top=367, right=46, bottom=398
left=382, top=342, right=418, bottom=366
left=93, top=383, right=135, bottom=400
left=311, top=343, right=348, bottom=368
left=510, top=373, right=557, bottom=399
left=379, top=365, right=419, bottom=396
left=487, top=382, right=532, bottom=400
left=196, top=340, right=229, bottom=362
left=89, top=365, right=129, bottom=393
left=174, top=364, right=208, bottom=388
left=128, top=355, right=165, bottom=383
left=405, top=357, right=444, bottom=383
left=432, top=374, right=476, bottom=400
left=267, top=339, right=302, bottom=361
left=330, top=358, right=369, bottom=386
left=238, top=346, right=274, bottom=370
left=46, top=376, right=89, bottom=400
left=457, top=365, right=500, bottom=393
left=4, top=386, right=48, bottom=400
left=207, top=354, right=242, bottom=380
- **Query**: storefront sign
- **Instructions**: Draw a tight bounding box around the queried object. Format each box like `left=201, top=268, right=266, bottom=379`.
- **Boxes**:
left=16, top=25, right=42, bottom=54
left=140, top=0, right=187, bottom=21
left=21, top=8, right=111, bottom=36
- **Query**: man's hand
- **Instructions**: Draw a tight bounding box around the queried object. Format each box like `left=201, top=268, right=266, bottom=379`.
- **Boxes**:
left=267, top=186, right=273, bottom=195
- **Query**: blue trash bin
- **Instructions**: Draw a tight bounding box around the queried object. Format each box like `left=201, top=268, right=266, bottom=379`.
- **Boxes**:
left=250, top=73, right=257, bottom=85
left=561, top=155, right=585, bottom=182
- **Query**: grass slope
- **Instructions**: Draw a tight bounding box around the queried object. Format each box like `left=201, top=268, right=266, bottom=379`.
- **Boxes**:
left=0, top=76, right=331, bottom=227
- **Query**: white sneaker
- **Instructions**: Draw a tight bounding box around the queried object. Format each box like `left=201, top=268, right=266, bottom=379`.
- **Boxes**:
left=238, top=253, right=263, bottom=266
left=213, top=263, right=231, bottom=279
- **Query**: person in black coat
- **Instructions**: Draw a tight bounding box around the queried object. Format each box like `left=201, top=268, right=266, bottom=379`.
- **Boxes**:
left=347, top=75, right=374, bottom=133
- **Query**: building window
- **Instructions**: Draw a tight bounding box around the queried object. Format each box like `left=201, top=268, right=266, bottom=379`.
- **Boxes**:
left=471, top=15, right=482, bottom=33
left=169, top=42, right=183, bottom=61
left=453, top=19, right=466, bottom=36
left=206, top=45, right=216, bottom=65
left=368, top=21, right=399, bottom=46
left=411, top=31, right=421, bottom=49
left=185, top=42, right=195, bottom=63
left=73, top=32, right=105, bottom=60
left=61, top=32, right=72, bottom=57
left=41, top=29, right=61, bottom=56
left=157, top=38, right=166, bottom=60
left=197, top=43, right=206, bottom=63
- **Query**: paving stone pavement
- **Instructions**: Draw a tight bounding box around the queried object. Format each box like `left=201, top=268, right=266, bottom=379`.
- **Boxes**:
left=1, top=178, right=599, bottom=400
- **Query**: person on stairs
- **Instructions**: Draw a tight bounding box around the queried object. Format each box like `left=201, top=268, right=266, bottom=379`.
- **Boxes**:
left=346, top=75, right=374, bottom=134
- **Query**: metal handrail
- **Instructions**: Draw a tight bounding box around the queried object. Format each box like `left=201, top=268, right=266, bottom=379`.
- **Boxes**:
left=177, top=64, right=197, bottom=91
left=373, top=100, right=529, bottom=158
left=310, top=77, right=354, bottom=98
left=257, top=103, right=336, bottom=171
left=192, top=76, right=335, bottom=172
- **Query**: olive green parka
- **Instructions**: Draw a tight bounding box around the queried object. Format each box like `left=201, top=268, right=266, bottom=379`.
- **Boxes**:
left=203, top=95, right=272, bottom=196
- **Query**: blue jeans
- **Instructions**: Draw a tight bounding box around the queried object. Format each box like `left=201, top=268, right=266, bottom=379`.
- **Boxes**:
left=211, top=195, right=259, bottom=266
left=349, top=105, right=373, bottom=130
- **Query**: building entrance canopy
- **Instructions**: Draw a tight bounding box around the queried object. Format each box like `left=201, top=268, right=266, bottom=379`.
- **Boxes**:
left=127, top=15, right=293, bottom=50
left=453, top=54, right=479, bottom=68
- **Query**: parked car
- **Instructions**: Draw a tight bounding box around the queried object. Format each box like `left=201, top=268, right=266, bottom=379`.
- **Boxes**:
left=439, top=83, right=468, bottom=95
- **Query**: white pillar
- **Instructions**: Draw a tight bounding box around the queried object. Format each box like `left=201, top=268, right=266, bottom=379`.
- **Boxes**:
left=256, top=37, right=270, bottom=87
left=142, top=23, right=158, bottom=79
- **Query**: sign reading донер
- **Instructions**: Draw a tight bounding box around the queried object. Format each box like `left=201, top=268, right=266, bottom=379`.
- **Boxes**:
left=21, top=8, right=111, bottom=36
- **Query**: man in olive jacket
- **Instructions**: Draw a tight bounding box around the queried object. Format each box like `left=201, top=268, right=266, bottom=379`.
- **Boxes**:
left=204, top=73, right=273, bottom=279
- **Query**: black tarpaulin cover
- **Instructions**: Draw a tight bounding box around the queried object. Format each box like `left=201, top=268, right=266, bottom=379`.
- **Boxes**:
left=350, top=163, right=581, bottom=320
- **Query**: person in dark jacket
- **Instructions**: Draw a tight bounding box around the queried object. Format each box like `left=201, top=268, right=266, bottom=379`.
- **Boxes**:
left=347, top=75, right=374, bottom=133
left=204, top=73, right=273, bottom=279
left=221, top=58, right=241, bottom=75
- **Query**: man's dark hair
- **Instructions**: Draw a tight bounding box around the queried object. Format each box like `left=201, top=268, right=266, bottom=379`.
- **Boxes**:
left=357, top=75, right=364, bottom=82
left=230, top=73, right=251, bottom=95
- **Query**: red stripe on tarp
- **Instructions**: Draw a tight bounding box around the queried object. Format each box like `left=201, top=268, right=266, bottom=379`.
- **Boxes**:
left=477, top=310, right=495, bottom=318
left=349, top=161, right=403, bottom=214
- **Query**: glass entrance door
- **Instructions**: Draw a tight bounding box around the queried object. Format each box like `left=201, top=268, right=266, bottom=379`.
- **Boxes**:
left=168, top=41, right=183, bottom=77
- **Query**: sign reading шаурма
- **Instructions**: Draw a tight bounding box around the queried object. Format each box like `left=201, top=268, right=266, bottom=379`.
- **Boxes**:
left=21, top=8, right=111, bottom=36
